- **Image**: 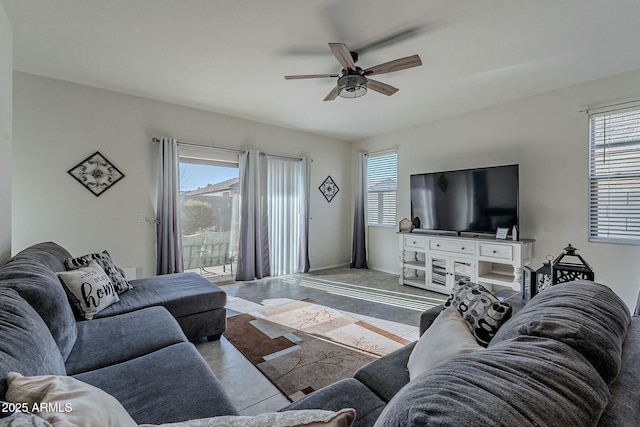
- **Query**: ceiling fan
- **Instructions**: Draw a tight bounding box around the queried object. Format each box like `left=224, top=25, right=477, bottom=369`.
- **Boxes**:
left=284, top=43, right=422, bottom=101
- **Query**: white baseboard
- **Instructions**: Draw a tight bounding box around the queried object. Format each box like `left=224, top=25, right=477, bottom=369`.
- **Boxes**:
left=368, top=266, right=400, bottom=276
left=308, top=262, right=350, bottom=272
left=308, top=263, right=400, bottom=276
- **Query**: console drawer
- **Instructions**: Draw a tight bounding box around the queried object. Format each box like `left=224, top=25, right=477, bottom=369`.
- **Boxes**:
left=404, top=236, right=426, bottom=250
left=479, top=243, right=513, bottom=261
left=429, top=240, right=475, bottom=255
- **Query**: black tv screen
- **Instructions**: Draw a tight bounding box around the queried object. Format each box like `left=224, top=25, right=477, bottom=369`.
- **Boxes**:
left=410, top=164, right=519, bottom=235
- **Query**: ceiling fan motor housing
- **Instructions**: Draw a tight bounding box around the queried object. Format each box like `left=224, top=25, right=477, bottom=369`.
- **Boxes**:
left=338, top=67, right=367, bottom=98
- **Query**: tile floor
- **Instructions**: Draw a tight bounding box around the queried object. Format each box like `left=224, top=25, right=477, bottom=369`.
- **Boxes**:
left=195, top=267, right=449, bottom=415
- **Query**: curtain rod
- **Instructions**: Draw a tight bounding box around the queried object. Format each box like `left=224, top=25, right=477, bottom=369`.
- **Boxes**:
left=152, top=137, right=244, bottom=155
left=152, top=137, right=310, bottom=162
left=579, top=99, right=640, bottom=115
left=366, top=146, right=398, bottom=157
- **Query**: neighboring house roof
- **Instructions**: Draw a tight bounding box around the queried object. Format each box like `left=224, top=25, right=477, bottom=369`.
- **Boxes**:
left=368, top=177, right=397, bottom=192
left=181, top=177, right=239, bottom=196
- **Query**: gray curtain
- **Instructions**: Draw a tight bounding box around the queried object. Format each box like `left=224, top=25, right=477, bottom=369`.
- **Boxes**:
left=298, top=157, right=311, bottom=273
left=351, top=152, right=368, bottom=269
left=236, top=149, right=271, bottom=280
left=156, top=137, right=184, bottom=275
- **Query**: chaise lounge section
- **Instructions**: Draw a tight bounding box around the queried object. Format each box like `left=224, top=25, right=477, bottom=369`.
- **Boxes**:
left=0, top=241, right=236, bottom=424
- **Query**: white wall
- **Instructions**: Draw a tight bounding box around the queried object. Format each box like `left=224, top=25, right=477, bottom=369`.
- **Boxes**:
left=0, top=3, right=11, bottom=263
left=355, top=68, right=640, bottom=311
left=12, top=73, right=353, bottom=278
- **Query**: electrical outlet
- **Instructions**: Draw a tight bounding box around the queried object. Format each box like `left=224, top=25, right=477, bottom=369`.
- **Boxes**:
left=135, top=214, right=145, bottom=223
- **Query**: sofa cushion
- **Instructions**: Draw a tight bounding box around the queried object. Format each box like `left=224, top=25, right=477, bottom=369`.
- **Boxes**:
left=0, top=288, right=66, bottom=400
left=73, top=343, right=238, bottom=424
left=407, top=306, right=481, bottom=381
left=444, top=280, right=512, bottom=346
left=65, top=306, right=187, bottom=375
left=282, top=378, right=385, bottom=427
left=93, top=272, right=226, bottom=319
left=0, top=242, right=78, bottom=360
left=598, top=316, right=640, bottom=427
left=375, top=336, right=610, bottom=427
left=5, top=372, right=137, bottom=427
left=491, top=280, right=631, bottom=385
left=354, top=343, right=413, bottom=403
left=65, top=250, right=132, bottom=294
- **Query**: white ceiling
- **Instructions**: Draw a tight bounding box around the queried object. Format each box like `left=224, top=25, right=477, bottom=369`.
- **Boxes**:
left=3, top=0, right=640, bottom=141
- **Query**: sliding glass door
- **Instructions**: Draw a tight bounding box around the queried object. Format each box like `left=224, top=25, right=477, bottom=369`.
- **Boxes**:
left=179, top=146, right=239, bottom=281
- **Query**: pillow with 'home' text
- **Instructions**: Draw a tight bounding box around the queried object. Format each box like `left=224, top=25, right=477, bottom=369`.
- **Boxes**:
left=56, top=261, right=119, bottom=320
left=65, top=250, right=132, bottom=294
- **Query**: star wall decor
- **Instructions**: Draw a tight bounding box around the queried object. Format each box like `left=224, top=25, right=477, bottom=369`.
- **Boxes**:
left=67, top=151, right=125, bottom=197
left=319, top=175, right=339, bottom=202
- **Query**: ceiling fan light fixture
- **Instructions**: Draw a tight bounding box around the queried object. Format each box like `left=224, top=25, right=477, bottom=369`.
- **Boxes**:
left=337, top=74, right=367, bottom=98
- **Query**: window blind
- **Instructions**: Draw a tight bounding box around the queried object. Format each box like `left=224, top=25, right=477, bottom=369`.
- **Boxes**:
left=367, top=151, right=397, bottom=226
left=589, top=107, right=640, bottom=242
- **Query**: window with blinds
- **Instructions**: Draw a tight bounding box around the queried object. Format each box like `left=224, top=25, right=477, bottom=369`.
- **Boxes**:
left=589, top=107, right=640, bottom=243
left=367, top=151, right=397, bottom=226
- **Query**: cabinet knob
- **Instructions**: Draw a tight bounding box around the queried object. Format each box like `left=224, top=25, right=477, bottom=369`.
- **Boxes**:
left=493, top=250, right=497, bottom=254
left=461, top=247, right=465, bottom=250
left=436, top=244, right=440, bottom=247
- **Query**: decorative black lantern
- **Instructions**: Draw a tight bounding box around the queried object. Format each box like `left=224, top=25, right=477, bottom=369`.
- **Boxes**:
left=550, top=244, right=594, bottom=285
left=536, top=257, right=554, bottom=292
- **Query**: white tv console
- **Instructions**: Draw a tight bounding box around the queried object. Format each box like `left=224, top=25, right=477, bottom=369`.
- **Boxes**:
left=398, top=232, right=534, bottom=295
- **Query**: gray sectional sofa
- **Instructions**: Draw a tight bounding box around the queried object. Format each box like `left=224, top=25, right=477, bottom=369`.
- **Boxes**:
left=0, top=242, right=236, bottom=424
left=284, top=280, right=640, bottom=427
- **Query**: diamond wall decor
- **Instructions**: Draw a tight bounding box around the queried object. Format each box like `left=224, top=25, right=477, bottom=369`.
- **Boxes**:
left=319, top=175, right=339, bottom=202
left=68, top=151, right=125, bottom=197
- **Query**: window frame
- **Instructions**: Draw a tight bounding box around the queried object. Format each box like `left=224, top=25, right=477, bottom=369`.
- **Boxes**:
left=588, top=106, right=640, bottom=244
left=366, top=150, right=398, bottom=228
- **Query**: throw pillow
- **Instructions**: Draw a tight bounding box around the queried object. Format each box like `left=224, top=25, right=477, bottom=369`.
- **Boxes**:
left=65, top=250, right=132, bottom=294
left=407, top=306, right=482, bottom=380
left=444, top=280, right=512, bottom=346
left=138, top=408, right=355, bottom=427
left=5, top=372, right=137, bottom=427
left=0, top=410, right=53, bottom=427
left=56, top=261, right=120, bottom=320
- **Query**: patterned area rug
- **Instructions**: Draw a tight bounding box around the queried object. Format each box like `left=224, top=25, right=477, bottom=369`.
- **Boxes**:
left=224, top=299, right=411, bottom=401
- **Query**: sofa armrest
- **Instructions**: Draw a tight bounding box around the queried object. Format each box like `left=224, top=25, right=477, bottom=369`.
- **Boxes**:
left=353, top=342, right=415, bottom=403
left=419, top=305, right=444, bottom=336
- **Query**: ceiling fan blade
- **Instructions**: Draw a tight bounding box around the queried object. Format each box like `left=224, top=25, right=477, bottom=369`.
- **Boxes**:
left=364, top=54, right=422, bottom=76
left=329, top=43, right=356, bottom=71
left=285, top=74, right=339, bottom=80
left=323, top=86, right=340, bottom=101
left=354, top=26, right=426, bottom=55
left=367, top=79, right=399, bottom=96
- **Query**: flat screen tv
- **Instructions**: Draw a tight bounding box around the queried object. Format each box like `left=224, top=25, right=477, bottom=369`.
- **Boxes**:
left=410, top=164, right=519, bottom=235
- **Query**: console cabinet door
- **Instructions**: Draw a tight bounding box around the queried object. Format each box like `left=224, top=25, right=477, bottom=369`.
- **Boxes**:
left=427, top=254, right=475, bottom=293
left=427, top=254, right=448, bottom=293
left=452, top=257, right=474, bottom=284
